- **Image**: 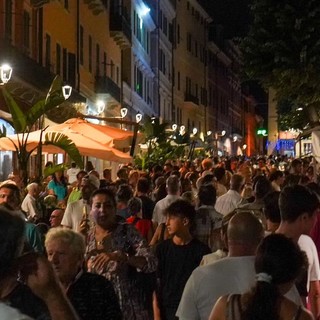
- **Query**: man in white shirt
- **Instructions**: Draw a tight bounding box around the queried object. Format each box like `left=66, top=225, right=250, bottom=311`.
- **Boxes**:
left=66, top=162, right=80, bottom=185
left=152, top=175, right=180, bottom=226
left=21, top=182, right=40, bottom=221
left=61, top=174, right=99, bottom=232
left=176, top=212, right=264, bottom=320
left=214, top=174, right=244, bottom=216
left=277, top=184, right=320, bottom=319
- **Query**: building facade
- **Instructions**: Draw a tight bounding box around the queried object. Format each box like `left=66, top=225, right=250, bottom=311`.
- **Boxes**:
left=0, top=0, right=253, bottom=158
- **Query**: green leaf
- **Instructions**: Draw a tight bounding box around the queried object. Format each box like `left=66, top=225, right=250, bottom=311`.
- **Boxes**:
left=1, top=87, right=27, bottom=132
left=43, top=132, right=83, bottom=168
left=45, top=75, right=64, bottom=104
left=43, top=163, right=68, bottom=178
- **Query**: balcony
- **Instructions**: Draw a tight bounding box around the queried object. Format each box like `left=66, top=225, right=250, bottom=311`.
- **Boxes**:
left=0, top=39, right=54, bottom=90
left=109, top=5, right=132, bottom=49
left=95, top=76, right=120, bottom=102
left=184, top=92, right=199, bottom=105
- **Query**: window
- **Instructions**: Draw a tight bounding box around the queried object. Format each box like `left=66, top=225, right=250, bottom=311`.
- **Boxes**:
left=116, top=66, right=119, bottom=84
left=88, top=35, right=92, bottom=72
left=178, top=71, right=180, bottom=90
left=163, top=16, right=167, bottom=36
left=56, top=43, right=61, bottom=75
left=187, top=33, right=191, bottom=51
left=177, top=24, right=180, bottom=44
left=45, top=34, right=51, bottom=69
left=5, top=0, right=13, bottom=41
left=23, top=10, right=30, bottom=52
left=80, top=25, right=84, bottom=65
left=135, top=67, right=143, bottom=97
left=63, top=48, right=67, bottom=80
left=103, top=52, right=107, bottom=76
left=96, top=43, right=100, bottom=76
left=110, top=59, right=114, bottom=79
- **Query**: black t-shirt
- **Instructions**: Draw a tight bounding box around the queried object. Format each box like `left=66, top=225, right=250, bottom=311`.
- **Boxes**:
left=138, top=195, right=155, bottom=220
left=156, top=238, right=211, bottom=309
left=67, top=272, right=122, bottom=320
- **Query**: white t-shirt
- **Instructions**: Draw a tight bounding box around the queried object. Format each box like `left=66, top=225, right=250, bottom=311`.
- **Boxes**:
left=176, top=256, right=256, bottom=320
left=152, top=195, right=180, bottom=224
left=0, top=302, right=33, bottom=320
left=66, top=167, right=80, bottom=184
left=214, top=190, right=242, bottom=216
left=298, top=234, right=320, bottom=291
left=61, top=199, right=91, bottom=232
left=177, top=255, right=302, bottom=320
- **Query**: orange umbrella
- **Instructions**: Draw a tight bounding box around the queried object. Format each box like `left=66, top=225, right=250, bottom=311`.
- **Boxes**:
left=0, top=130, right=132, bottom=163
left=46, top=118, right=140, bottom=149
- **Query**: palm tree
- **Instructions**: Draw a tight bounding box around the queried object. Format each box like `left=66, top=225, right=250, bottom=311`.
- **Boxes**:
left=0, top=75, right=83, bottom=184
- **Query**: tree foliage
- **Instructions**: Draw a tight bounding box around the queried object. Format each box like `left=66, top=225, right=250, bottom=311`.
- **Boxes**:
left=241, top=0, right=320, bottom=128
left=134, top=116, right=189, bottom=170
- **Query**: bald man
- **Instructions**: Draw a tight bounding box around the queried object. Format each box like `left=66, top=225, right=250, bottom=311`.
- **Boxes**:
left=176, top=211, right=301, bottom=320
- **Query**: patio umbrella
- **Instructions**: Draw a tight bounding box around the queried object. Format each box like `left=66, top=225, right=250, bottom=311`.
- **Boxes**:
left=46, top=118, right=141, bottom=149
left=0, top=129, right=132, bottom=163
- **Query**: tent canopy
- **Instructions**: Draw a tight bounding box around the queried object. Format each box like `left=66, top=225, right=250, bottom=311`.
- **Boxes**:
left=0, top=129, right=132, bottom=163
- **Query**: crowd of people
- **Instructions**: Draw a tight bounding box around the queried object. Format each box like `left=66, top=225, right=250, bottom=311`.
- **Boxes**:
left=0, top=155, right=320, bottom=319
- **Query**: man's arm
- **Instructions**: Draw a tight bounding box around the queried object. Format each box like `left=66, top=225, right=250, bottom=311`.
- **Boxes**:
left=308, top=280, right=320, bottom=318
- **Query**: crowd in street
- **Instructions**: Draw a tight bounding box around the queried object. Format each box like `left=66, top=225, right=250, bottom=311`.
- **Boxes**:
left=0, top=154, right=320, bottom=320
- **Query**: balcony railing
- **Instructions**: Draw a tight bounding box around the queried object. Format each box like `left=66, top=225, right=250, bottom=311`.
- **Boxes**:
left=109, top=5, right=132, bottom=48
left=0, top=39, right=54, bottom=90
left=95, top=76, right=120, bottom=102
left=184, top=92, right=199, bottom=105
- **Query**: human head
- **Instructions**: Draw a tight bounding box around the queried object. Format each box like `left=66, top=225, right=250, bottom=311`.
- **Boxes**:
left=230, top=174, right=245, bottom=193
left=165, top=199, right=196, bottom=235
left=198, top=183, right=217, bottom=206
left=80, top=174, right=100, bottom=201
left=279, top=185, right=319, bottom=227
left=0, top=208, right=25, bottom=279
left=253, top=176, right=272, bottom=200
left=255, top=233, right=305, bottom=286
left=269, top=170, right=284, bottom=183
left=45, top=227, right=85, bottom=286
left=116, top=184, right=133, bottom=206
left=201, top=158, right=213, bottom=171
left=103, top=168, right=112, bottom=181
left=0, top=183, right=21, bottom=210
left=291, top=159, right=302, bottom=175
left=128, top=197, right=142, bottom=216
left=136, top=177, right=151, bottom=194
left=263, top=191, right=281, bottom=232
left=227, top=211, right=264, bottom=256
left=214, top=167, right=226, bottom=183
left=49, top=209, right=64, bottom=227
left=26, top=182, right=39, bottom=198
left=117, top=167, right=129, bottom=181
left=166, top=175, right=180, bottom=195
left=71, top=162, right=76, bottom=168
left=76, top=170, right=87, bottom=185
left=181, top=191, right=196, bottom=206
left=90, top=189, right=117, bottom=230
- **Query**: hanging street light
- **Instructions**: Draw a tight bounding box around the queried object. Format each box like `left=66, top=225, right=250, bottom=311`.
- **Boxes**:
left=0, top=64, right=12, bottom=84
left=62, top=85, right=72, bottom=99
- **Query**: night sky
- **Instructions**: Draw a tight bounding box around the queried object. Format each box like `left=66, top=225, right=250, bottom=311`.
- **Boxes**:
left=200, top=0, right=252, bottom=38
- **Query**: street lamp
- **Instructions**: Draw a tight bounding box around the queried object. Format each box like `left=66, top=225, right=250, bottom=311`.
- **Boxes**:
left=120, top=107, right=128, bottom=118
left=136, top=112, right=142, bottom=123
left=96, top=100, right=105, bottom=114
left=62, top=85, right=72, bottom=99
left=0, top=64, right=12, bottom=84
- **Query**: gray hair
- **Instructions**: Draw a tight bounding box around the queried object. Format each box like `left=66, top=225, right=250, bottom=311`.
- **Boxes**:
left=45, top=227, right=86, bottom=258
left=26, top=182, right=38, bottom=192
